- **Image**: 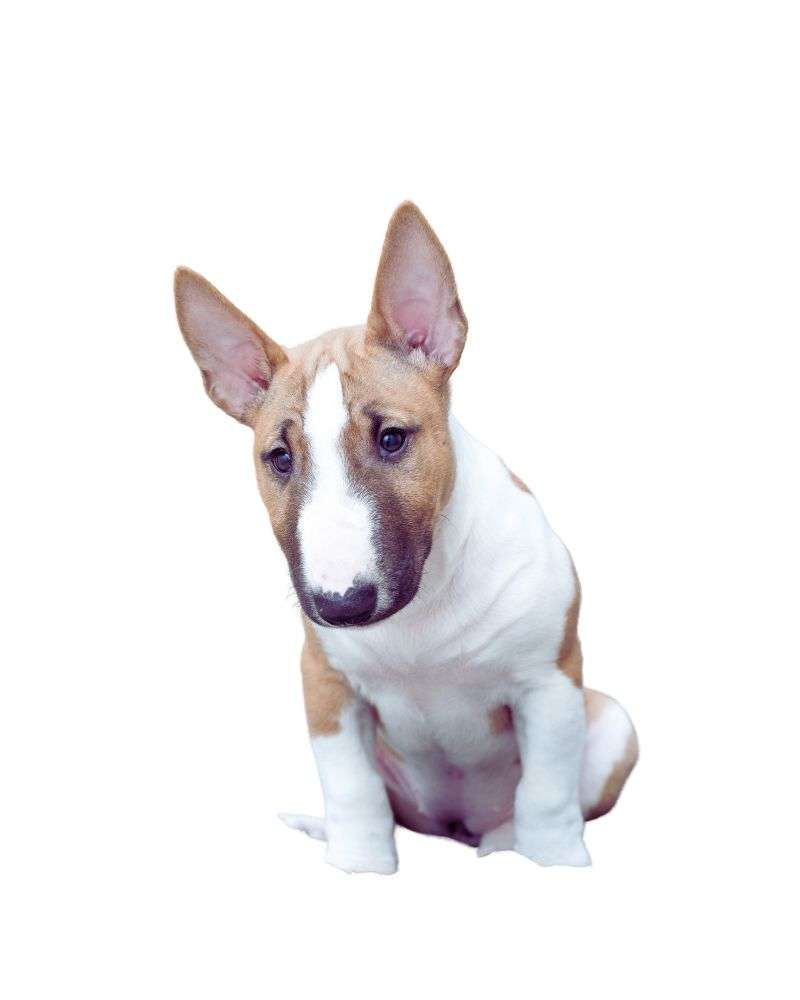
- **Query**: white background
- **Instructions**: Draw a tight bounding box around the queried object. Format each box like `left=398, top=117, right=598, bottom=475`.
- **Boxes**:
left=2, top=2, right=798, bottom=997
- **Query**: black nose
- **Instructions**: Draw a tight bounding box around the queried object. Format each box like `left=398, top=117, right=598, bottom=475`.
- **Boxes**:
left=313, top=584, right=377, bottom=626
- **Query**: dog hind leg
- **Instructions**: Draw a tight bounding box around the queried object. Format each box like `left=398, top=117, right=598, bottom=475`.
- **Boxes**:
left=580, top=689, right=638, bottom=821
left=478, top=689, right=638, bottom=857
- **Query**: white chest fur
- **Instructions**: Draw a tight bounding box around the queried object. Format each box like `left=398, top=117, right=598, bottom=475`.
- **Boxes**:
left=315, top=417, right=576, bottom=769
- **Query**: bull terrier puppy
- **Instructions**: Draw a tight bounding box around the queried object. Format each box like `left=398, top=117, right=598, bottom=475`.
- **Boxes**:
left=174, top=203, right=638, bottom=874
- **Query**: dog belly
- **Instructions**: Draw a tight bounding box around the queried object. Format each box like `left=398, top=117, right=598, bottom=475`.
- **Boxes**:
left=375, top=731, right=521, bottom=845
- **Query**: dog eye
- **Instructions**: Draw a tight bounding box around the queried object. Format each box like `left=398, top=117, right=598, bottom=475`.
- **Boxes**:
left=262, top=447, right=293, bottom=476
left=379, top=428, right=407, bottom=457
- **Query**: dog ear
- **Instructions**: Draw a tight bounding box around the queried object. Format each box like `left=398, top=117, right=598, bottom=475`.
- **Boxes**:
left=174, top=268, right=287, bottom=424
left=367, top=202, right=467, bottom=375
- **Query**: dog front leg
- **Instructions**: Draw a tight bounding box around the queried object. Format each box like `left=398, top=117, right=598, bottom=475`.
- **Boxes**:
left=511, top=672, right=591, bottom=867
left=310, top=699, right=397, bottom=874
left=299, top=624, right=397, bottom=874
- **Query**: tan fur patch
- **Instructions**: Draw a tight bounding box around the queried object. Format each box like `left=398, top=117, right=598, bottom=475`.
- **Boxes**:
left=300, top=617, right=353, bottom=737
left=584, top=731, right=639, bottom=821
left=583, top=687, right=607, bottom=725
left=557, top=568, right=583, bottom=687
left=489, top=704, right=513, bottom=735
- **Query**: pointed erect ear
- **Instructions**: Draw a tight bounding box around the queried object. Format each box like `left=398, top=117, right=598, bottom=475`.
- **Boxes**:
left=174, top=268, right=288, bottom=424
left=367, top=202, right=467, bottom=375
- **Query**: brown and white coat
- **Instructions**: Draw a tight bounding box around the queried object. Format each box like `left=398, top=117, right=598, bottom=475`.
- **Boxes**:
left=174, top=203, right=638, bottom=873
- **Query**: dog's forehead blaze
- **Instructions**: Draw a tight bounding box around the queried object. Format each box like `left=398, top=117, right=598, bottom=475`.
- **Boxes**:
left=252, top=325, right=455, bottom=541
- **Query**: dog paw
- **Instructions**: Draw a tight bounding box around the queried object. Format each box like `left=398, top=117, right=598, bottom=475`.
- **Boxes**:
left=481, top=817, right=591, bottom=867
left=280, top=814, right=397, bottom=872
left=325, top=824, right=398, bottom=875
left=477, top=819, right=516, bottom=857
left=515, top=825, right=591, bottom=867
left=325, top=841, right=398, bottom=875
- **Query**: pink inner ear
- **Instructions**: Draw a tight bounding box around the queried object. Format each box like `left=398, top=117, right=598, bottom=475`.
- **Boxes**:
left=231, top=340, right=269, bottom=389
left=200, top=336, right=271, bottom=413
left=395, top=297, right=434, bottom=351
left=243, top=361, right=270, bottom=391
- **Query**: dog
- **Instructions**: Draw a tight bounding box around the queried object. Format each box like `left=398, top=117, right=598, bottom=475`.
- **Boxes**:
left=174, top=203, right=638, bottom=873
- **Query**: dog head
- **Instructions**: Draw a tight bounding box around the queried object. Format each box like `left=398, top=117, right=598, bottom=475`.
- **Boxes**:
left=175, top=203, right=467, bottom=627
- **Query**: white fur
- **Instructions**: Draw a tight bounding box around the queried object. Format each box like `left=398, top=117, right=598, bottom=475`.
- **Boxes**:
left=297, top=363, right=378, bottom=597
